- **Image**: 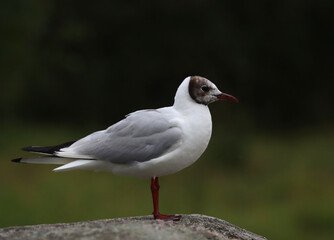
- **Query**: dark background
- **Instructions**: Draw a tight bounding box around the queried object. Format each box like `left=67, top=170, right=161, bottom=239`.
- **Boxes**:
left=1, top=0, right=333, bottom=128
left=1, top=1, right=333, bottom=240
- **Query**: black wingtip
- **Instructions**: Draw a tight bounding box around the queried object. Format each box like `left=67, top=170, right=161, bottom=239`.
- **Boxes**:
left=11, top=158, right=22, bottom=163
left=21, top=141, right=76, bottom=154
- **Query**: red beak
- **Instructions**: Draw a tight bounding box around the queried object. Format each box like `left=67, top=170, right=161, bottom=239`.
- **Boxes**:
left=216, top=93, right=239, bottom=103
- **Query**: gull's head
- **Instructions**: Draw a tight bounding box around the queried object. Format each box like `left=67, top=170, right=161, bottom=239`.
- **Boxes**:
left=188, top=76, right=238, bottom=105
left=174, top=76, right=238, bottom=110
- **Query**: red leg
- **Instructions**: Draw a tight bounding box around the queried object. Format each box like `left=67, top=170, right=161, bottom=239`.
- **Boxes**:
left=150, top=177, right=181, bottom=221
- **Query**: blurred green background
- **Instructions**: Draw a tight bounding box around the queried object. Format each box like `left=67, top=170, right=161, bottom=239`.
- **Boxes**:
left=1, top=1, right=333, bottom=239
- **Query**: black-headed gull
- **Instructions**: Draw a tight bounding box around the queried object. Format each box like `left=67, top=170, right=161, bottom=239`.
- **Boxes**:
left=12, top=76, right=238, bottom=221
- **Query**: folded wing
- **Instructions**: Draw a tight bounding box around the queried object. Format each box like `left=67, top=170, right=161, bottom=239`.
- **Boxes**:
left=57, top=109, right=182, bottom=164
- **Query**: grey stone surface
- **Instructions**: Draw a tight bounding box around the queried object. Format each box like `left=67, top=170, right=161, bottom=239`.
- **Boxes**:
left=0, top=214, right=267, bottom=240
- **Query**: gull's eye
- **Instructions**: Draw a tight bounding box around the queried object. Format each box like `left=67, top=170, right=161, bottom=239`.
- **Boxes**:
left=200, top=85, right=210, bottom=92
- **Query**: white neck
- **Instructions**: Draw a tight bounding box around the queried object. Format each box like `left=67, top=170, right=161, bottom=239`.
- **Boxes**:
left=173, top=77, right=208, bottom=113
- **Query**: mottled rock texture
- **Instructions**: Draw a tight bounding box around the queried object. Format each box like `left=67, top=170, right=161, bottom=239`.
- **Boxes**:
left=0, top=214, right=267, bottom=240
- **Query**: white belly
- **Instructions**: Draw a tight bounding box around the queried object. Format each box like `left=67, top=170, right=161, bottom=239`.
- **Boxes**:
left=110, top=106, right=212, bottom=178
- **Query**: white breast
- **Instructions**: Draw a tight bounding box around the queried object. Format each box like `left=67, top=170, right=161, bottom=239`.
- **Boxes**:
left=110, top=105, right=212, bottom=178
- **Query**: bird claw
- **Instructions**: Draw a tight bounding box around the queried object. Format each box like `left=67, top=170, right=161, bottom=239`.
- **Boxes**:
left=154, top=213, right=181, bottom=221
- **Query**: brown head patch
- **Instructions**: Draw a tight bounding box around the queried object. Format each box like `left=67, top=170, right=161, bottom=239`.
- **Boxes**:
left=188, top=76, right=217, bottom=105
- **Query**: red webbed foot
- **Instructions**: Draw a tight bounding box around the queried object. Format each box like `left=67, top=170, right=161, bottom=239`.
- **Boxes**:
left=153, top=213, right=181, bottom=221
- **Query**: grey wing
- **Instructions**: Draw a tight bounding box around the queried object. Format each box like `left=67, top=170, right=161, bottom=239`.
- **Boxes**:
left=59, top=110, right=182, bottom=163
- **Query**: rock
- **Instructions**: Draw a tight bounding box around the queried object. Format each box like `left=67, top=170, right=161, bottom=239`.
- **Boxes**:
left=0, top=214, right=267, bottom=240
